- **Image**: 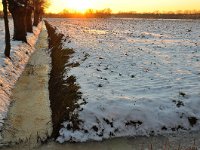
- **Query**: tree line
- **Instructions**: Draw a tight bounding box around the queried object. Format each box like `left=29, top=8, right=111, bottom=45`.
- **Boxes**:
left=2, top=0, right=49, bottom=58
left=114, top=11, right=200, bottom=19
left=44, top=8, right=200, bottom=19
left=45, top=8, right=112, bottom=18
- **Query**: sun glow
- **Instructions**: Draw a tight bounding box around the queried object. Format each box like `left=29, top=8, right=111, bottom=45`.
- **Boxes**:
left=66, top=0, right=93, bottom=12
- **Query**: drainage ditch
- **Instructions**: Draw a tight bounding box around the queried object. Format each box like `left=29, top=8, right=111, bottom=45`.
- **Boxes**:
left=0, top=21, right=82, bottom=148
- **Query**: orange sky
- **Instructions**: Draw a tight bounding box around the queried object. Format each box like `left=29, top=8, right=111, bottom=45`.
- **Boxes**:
left=47, top=0, right=200, bottom=13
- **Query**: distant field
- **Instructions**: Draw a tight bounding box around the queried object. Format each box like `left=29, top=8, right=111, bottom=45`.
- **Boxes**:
left=44, top=18, right=200, bottom=142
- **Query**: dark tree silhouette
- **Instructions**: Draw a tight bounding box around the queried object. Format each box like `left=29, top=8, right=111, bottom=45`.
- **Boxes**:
left=33, top=0, right=40, bottom=26
left=26, top=1, right=34, bottom=33
left=2, top=0, right=49, bottom=45
left=2, top=0, right=11, bottom=58
left=33, top=0, right=49, bottom=26
left=8, top=0, right=27, bottom=42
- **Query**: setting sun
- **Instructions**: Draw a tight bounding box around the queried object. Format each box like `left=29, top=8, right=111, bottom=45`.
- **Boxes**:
left=66, top=0, right=93, bottom=12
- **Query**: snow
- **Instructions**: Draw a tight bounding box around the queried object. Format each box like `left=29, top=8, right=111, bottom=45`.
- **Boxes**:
left=47, top=18, right=200, bottom=143
left=0, top=19, right=42, bottom=130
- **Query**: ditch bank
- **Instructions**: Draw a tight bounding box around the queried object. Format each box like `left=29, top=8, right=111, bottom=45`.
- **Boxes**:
left=45, top=21, right=82, bottom=139
left=0, top=23, right=42, bottom=133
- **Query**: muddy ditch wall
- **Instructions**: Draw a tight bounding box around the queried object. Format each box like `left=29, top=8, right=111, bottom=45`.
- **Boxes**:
left=45, top=21, right=82, bottom=138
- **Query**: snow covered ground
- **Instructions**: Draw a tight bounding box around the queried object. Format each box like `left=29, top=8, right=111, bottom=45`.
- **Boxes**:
left=0, top=19, right=42, bottom=131
left=47, top=18, right=200, bottom=143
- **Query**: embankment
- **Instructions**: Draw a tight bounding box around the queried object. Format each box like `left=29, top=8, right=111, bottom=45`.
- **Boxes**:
left=1, top=24, right=52, bottom=146
left=0, top=23, right=42, bottom=130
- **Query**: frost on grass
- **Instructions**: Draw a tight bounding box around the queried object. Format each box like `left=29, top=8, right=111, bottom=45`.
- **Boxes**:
left=0, top=20, right=42, bottom=129
left=47, top=18, right=200, bottom=143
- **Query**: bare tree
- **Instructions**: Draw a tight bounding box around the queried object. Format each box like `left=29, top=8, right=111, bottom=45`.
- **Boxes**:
left=2, top=0, right=11, bottom=58
left=26, top=1, right=34, bottom=32
left=2, top=0, right=49, bottom=46
left=33, top=0, right=40, bottom=26
left=8, top=0, right=27, bottom=42
left=33, top=0, right=49, bottom=26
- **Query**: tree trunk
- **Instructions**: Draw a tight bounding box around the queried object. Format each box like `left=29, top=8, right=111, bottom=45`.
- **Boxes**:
left=2, top=0, right=11, bottom=58
left=33, top=9, right=40, bottom=26
left=11, top=6, right=27, bottom=42
left=39, top=14, right=43, bottom=22
left=26, top=6, right=34, bottom=33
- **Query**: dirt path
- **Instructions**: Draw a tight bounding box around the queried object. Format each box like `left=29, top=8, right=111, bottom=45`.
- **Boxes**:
left=1, top=25, right=52, bottom=147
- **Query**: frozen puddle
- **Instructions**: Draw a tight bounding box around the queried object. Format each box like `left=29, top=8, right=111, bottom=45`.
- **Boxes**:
left=1, top=26, right=52, bottom=146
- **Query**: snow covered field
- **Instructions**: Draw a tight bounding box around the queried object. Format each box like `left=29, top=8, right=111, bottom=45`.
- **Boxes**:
left=48, top=18, right=200, bottom=143
left=0, top=19, right=42, bottom=130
